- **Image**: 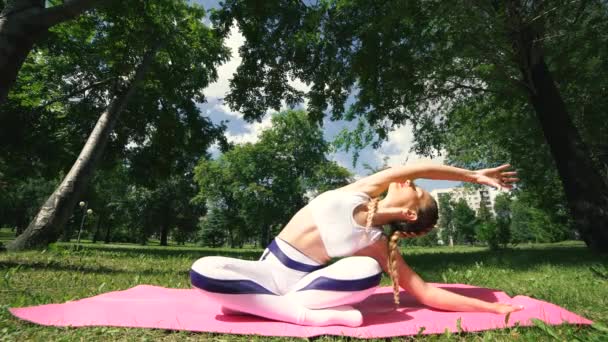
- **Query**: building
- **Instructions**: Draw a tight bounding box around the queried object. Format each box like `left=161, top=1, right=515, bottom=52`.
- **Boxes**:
left=430, top=186, right=505, bottom=214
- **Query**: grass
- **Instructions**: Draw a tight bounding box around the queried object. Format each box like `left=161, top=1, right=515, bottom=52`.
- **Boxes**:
left=0, top=235, right=607, bottom=341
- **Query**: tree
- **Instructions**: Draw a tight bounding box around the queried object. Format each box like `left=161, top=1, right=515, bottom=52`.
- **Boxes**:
left=452, top=199, right=477, bottom=245
left=143, top=176, right=203, bottom=246
left=475, top=196, right=500, bottom=248
left=442, top=95, right=572, bottom=246
left=6, top=0, right=229, bottom=250
left=7, top=45, right=160, bottom=251
left=212, top=0, right=608, bottom=251
left=494, top=193, right=512, bottom=248
left=0, top=0, right=108, bottom=103
left=510, top=191, right=571, bottom=244
left=198, top=207, right=229, bottom=248
left=194, top=110, right=352, bottom=247
left=476, top=221, right=500, bottom=250
left=404, top=227, right=439, bottom=247
left=436, top=193, right=454, bottom=247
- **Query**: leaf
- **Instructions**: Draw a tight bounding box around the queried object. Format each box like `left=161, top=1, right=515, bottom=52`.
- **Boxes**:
left=531, top=318, right=560, bottom=339
left=591, top=323, right=608, bottom=333
left=504, top=311, right=511, bottom=325
left=456, top=317, right=463, bottom=333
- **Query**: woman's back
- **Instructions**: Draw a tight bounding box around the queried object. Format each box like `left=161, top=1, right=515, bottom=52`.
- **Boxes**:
left=277, top=204, right=331, bottom=264
left=277, top=189, right=382, bottom=264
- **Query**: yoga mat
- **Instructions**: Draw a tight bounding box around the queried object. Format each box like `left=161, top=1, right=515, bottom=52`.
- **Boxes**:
left=9, top=283, right=592, bottom=338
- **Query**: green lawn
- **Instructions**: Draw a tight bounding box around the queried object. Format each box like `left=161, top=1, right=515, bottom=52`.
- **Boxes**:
left=1, top=239, right=607, bottom=341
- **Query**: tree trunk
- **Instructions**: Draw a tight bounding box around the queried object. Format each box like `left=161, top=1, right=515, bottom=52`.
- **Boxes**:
left=159, top=227, right=168, bottom=246
left=104, top=219, right=111, bottom=243
left=160, top=211, right=169, bottom=246
left=508, top=3, right=608, bottom=251
left=0, top=0, right=102, bottom=104
left=228, top=228, right=235, bottom=248
left=92, top=213, right=102, bottom=243
left=15, top=207, right=26, bottom=235
left=6, top=45, right=160, bottom=251
left=525, top=59, right=608, bottom=251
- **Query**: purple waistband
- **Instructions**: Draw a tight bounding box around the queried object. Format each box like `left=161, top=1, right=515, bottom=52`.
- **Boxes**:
left=267, top=239, right=325, bottom=273
left=190, top=270, right=276, bottom=295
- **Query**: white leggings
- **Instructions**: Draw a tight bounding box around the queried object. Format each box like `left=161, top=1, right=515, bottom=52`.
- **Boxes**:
left=190, top=237, right=382, bottom=327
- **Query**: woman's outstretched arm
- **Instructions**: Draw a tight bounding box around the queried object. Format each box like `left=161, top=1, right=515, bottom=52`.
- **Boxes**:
left=356, top=238, right=523, bottom=314
left=343, top=163, right=518, bottom=197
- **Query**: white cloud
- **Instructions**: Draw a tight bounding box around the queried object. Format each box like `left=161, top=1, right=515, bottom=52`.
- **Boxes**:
left=213, top=101, right=241, bottom=118
left=203, top=25, right=245, bottom=99
left=224, top=114, right=274, bottom=144
left=374, top=124, right=445, bottom=167
left=288, top=77, right=311, bottom=93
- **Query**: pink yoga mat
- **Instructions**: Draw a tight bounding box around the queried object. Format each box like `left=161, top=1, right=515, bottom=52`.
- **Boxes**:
left=10, top=283, right=592, bottom=338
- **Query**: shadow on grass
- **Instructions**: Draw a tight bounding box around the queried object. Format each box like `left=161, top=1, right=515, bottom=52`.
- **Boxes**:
left=403, top=245, right=608, bottom=272
left=51, top=243, right=264, bottom=260
left=3, top=243, right=607, bottom=275
left=0, top=260, right=184, bottom=276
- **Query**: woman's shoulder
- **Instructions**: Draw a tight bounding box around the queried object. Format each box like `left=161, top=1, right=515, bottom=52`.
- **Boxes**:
left=313, top=188, right=370, bottom=201
left=334, top=182, right=374, bottom=197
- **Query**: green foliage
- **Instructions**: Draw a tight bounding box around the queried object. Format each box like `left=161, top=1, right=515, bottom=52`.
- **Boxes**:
left=0, top=177, right=59, bottom=233
left=194, top=110, right=352, bottom=247
left=212, top=0, right=608, bottom=248
left=1, top=0, right=230, bottom=243
left=197, top=208, right=229, bottom=248
left=474, top=196, right=502, bottom=249
left=443, top=94, right=573, bottom=242
left=436, top=193, right=454, bottom=245
left=212, top=0, right=606, bottom=153
left=475, top=221, right=500, bottom=251
left=452, top=199, right=477, bottom=244
left=404, top=227, right=440, bottom=247
left=510, top=195, right=571, bottom=244
left=494, top=193, right=512, bottom=248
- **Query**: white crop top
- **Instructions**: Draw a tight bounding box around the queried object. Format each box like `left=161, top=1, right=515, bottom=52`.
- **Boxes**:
left=308, top=190, right=384, bottom=258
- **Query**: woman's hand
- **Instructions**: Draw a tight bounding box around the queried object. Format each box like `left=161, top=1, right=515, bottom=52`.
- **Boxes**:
left=472, top=164, right=519, bottom=190
left=492, top=302, right=524, bottom=314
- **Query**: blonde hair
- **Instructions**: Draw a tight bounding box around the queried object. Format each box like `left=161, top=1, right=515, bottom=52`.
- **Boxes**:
left=366, top=197, right=435, bottom=307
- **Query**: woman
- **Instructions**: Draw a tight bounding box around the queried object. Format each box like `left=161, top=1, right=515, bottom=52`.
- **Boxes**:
left=190, top=163, right=522, bottom=327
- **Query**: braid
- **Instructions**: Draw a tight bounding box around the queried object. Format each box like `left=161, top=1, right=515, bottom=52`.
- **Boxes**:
left=365, top=197, right=380, bottom=230
left=387, top=227, right=433, bottom=307
left=386, top=196, right=439, bottom=307
left=388, top=229, right=403, bottom=306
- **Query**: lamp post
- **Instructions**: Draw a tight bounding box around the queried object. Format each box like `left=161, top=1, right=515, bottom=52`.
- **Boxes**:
left=76, top=201, right=93, bottom=245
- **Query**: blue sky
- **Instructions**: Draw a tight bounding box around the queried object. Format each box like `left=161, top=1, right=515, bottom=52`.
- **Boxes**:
left=193, top=0, right=460, bottom=191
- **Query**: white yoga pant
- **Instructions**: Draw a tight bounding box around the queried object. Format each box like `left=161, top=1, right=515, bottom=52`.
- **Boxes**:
left=190, top=237, right=382, bottom=326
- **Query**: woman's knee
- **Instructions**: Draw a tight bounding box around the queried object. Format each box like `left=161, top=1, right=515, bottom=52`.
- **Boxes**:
left=191, top=256, right=229, bottom=277
left=337, top=256, right=382, bottom=278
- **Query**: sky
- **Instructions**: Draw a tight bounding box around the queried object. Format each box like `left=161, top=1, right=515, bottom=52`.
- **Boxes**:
left=193, top=0, right=460, bottom=191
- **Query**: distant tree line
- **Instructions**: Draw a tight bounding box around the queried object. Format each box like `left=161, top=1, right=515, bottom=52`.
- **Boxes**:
left=405, top=191, right=573, bottom=250
left=0, top=109, right=351, bottom=247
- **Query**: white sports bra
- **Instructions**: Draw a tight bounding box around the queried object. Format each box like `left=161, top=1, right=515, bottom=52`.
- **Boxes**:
left=308, top=190, right=384, bottom=258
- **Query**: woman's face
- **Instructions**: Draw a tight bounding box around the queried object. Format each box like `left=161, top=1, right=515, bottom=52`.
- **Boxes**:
left=385, top=180, right=428, bottom=212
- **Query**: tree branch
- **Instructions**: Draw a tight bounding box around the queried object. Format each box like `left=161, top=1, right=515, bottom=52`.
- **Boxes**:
left=35, top=77, right=115, bottom=111
left=37, top=0, right=105, bottom=28
left=0, top=0, right=44, bottom=19
left=445, top=80, right=498, bottom=94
